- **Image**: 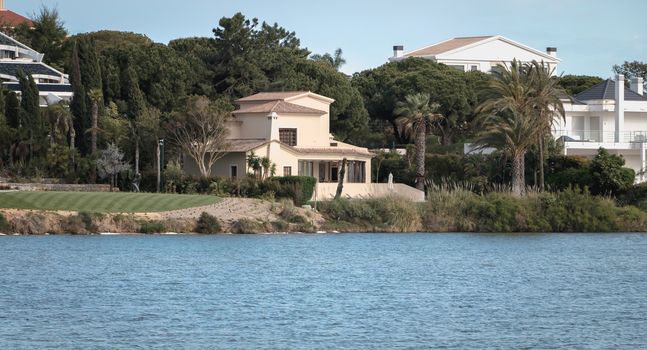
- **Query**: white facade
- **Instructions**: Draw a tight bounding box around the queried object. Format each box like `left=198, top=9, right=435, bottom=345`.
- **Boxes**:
left=555, top=75, right=647, bottom=182
left=390, top=35, right=560, bottom=73
left=0, top=31, right=73, bottom=106
left=182, top=91, right=426, bottom=202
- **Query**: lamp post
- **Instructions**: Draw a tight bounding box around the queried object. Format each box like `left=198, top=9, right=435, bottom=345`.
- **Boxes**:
left=157, top=139, right=165, bottom=193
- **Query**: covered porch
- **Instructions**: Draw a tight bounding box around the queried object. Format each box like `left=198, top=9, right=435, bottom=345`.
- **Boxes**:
left=296, top=159, right=368, bottom=184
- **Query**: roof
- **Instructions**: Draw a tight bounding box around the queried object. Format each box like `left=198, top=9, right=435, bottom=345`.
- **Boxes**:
left=236, top=91, right=310, bottom=102
left=235, top=91, right=335, bottom=104
left=403, top=36, right=493, bottom=58
left=0, top=62, right=63, bottom=78
left=233, top=100, right=326, bottom=115
left=214, top=139, right=373, bottom=157
left=574, top=79, right=647, bottom=102
left=400, top=35, right=559, bottom=62
left=216, top=139, right=269, bottom=153
left=291, top=147, right=374, bottom=157
left=0, top=9, right=33, bottom=28
left=4, top=82, right=73, bottom=93
left=0, top=31, right=32, bottom=51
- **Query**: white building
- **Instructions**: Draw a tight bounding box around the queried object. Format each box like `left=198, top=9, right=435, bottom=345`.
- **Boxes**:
left=556, top=75, right=647, bottom=181
left=0, top=31, right=73, bottom=106
left=390, top=35, right=560, bottom=73
left=183, top=91, right=425, bottom=201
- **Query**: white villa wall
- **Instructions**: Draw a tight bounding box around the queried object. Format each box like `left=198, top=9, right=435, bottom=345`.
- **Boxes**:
left=286, top=95, right=331, bottom=144
left=437, top=39, right=557, bottom=72
left=314, top=183, right=425, bottom=202
left=274, top=115, right=328, bottom=147
left=229, top=114, right=272, bottom=140
left=183, top=153, right=247, bottom=178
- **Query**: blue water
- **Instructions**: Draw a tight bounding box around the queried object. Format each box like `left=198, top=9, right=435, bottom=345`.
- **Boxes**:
left=1, top=233, right=646, bottom=349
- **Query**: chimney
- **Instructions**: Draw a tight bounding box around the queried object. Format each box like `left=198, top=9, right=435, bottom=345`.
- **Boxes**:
left=393, top=45, right=404, bottom=59
left=630, top=77, right=644, bottom=95
left=546, top=47, right=557, bottom=58
left=0, top=0, right=4, bottom=10
left=615, top=74, right=625, bottom=142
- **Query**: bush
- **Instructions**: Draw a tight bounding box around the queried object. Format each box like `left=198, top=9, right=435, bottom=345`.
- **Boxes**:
left=140, top=221, right=166, bottom=234
left=318, top=197, right=421, bottom=232
left=195, top=212, right=221, bottom=234
left=61, top=215, right=86, bottom=234
left=231, top=218, right=266, bottom=234
left=0, top=213, right=10, bottom=233
left=272, top=176, right=316, bottom=206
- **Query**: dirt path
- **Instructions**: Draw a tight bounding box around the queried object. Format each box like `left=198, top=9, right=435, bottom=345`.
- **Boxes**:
left=158, top=198, right=282, bottom=225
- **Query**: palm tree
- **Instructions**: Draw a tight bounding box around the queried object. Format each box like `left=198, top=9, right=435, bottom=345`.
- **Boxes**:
left=475, top=60, right=564, bottom=196
left=526, top=61, right=566, bottom=191
left=311, top=48, right=346, bottom=70
left=87, top=89, right=103, bottom=156
left=394, top=93, right=443, bottom=191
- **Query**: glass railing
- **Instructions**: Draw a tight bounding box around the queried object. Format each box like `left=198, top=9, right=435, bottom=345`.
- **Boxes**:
left=554, top=130, right=647, bottom=143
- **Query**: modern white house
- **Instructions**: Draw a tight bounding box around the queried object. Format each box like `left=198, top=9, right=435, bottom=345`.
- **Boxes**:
left=390, top=35, right=560, bottom=73
left=555, top=74, right=647, bottom=181
left=183, top=91, right=425, bottom=201
left=0, top=31, right=73, bottom=106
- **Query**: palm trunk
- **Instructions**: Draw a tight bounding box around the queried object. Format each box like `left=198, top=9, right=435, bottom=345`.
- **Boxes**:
left=539, top=137, right=545, bottom=192
left=415, top=127, right=426, bottom=191
left=91, top=101, right=98, bottom=155
left=135, top=139, right=140, bottom=175
left=70, top=127, right=76, bottom=166
left=156, top=141, right=161, bottom=193
left=511, top=151, right=525, bottom=196
left=334, top=158, right=347, bottom=200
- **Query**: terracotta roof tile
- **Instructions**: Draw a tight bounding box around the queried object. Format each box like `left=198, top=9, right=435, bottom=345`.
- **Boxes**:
left=235, top=91, right=309, bottom=102
left=216, top=139, right=268, bottom=152
left=233, top=100, right=326, bottom=115
left=403, top=36, right=493, bottom=58
left=0, top=9, right=33, bottom=27
left=292, top=147, right=374, bottom=157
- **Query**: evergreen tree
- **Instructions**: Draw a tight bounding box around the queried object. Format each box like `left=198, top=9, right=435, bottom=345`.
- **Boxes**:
left=16, top=71, right=41, bottom=132
left=5, top=91, right=20, bottom=129
left=69, top=40, right=88, bottom=153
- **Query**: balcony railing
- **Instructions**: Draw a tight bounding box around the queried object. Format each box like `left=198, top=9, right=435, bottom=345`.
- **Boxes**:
left=554, top=130, right=647, bottom=143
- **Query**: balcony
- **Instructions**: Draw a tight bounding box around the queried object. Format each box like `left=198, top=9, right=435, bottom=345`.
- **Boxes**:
left=554, top=130, right=647, bottom=144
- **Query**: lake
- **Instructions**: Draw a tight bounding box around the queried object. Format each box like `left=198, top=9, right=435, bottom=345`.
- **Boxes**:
left=1, top=233, right=646, bottom=349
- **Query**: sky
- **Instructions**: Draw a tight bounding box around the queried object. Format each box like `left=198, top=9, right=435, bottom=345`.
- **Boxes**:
left=9, top=0, right=647, bottom=78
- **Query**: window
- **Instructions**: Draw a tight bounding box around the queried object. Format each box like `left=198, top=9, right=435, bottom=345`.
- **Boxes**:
left=346, top=161, right=366, bottom=183
left=448, top=65, right=465, bottom=72
left=230, top=165, right=238, bottom=178
left=283, top=166, right=292, bottom=176
left=298, top=161, right=313, bottom=177
left=279, top=128, right=297, bottom=146
left=470, top=65, right=478, bottom=71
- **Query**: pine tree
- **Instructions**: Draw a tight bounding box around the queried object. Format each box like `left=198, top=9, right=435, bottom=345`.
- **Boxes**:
left=5, top=91, right=20, bottom=129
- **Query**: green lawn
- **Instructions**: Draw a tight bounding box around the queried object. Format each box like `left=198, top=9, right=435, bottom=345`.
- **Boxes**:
left=0, top=191, right=220, bottom=213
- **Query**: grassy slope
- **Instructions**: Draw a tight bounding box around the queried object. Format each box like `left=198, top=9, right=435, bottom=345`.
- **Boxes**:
left=0, top=191, right=220, bottom=213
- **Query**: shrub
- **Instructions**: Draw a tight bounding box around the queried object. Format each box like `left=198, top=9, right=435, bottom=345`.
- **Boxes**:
left=140, top=221, right=166, bottom=234
left=61, top=215, right=86, bottom=234
left=0, top=213, right=10, bottom=233
left=318, top=197, right=421, bottom=232
left=271, top=176, right=316, bottom=206
left=231, top=218, right=266, bottom=234
left=271, top=220, right=289, bottom=231
left=195, top=212, right=221, bottom=234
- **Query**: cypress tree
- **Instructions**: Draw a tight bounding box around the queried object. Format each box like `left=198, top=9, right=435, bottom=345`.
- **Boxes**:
left=5, top=91, right=20, bottom=128
left=69, top=39, right=88, bottom=153
left=16, top=70, right=41, bottom=131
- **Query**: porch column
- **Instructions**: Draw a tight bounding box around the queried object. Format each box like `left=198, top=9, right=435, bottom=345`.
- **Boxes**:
left=642, top=143, right=646, bottom=183
left=615, top=74, right=625, bottom=143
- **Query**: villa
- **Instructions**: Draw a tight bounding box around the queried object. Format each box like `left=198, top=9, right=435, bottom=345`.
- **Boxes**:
left=0, top=3, right=72, bottom=106
left=556, top=74, right=647, bottom=181
left=183, top=91, right=425, bottom=201
left=390, top=35, right=559, bottom=73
